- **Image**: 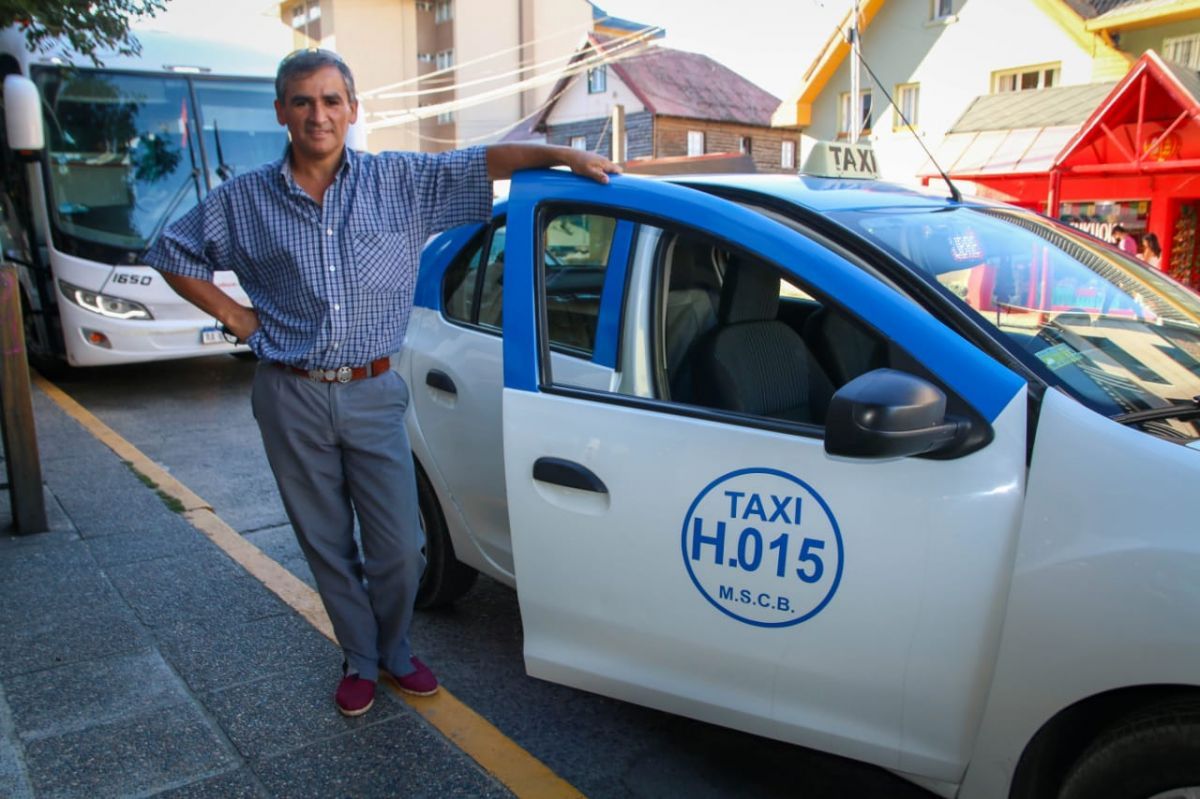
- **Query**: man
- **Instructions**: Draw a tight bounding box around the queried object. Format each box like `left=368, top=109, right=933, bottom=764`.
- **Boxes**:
left=145, top=48, right=619, bottom=717
left=1112, top=225, right=1139, bottom=256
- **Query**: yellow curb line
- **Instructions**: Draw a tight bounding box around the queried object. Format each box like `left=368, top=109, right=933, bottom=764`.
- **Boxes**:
left=34, top=373, right=586, bottom=799
left=36, top=375, right=209, bottom=513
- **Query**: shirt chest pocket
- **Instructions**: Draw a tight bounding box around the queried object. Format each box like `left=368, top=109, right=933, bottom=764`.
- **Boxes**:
left=351, top=231, right=410, bottom=294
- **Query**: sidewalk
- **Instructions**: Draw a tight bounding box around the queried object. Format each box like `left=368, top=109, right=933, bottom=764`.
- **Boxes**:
left=0, top=387, right=510, bottom=799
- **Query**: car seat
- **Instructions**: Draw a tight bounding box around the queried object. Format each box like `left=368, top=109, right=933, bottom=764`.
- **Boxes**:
left=689, top=257, right=833, bottom=424
left=663, top=237, right=721, bottom=401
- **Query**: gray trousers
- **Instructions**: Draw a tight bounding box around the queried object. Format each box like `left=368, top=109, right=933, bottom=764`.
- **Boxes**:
left=252, top=362, right=425, bottom=682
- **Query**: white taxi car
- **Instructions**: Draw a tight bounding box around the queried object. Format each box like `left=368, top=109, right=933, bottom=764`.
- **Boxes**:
left=398, top=169, right=1200, bottom=799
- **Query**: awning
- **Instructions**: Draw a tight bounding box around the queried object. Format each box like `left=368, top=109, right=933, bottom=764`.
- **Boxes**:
left=920, top=81, right=1116, bottom=178
left=923, top=126, right=1079, bottom=176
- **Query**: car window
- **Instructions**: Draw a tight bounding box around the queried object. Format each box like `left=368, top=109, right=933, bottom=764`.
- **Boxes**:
left=544, top=212, right=892, bottom=432
left=478, top=225, right=505, bottom=330
left=541, top=212, right=617, bottom=357
left=441, top=216, right=615, bottom=360
left=442, top=230, right=484, bottom=324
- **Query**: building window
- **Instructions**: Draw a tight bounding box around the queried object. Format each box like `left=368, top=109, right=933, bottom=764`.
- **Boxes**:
left=838, top=90, right=872, bottom=136
left=435, top=0, right=453, bottom=23
left=588, top=65, right=607, bottom=94
left=570, top=135, right=588, bottom=150
left=781, top=140, right=796, bottom=169
left=738, top=136, right=752, bottom=155
left=894, top=83, right=919, bottom=129
left=416, top=1, right=433, bottom=10
left=290, top=0, right=321, bottom=44
left=992, top=63, right=1059, bottom=93
left=687, top=130, right=704, bottom=156
left=1164, top=34, right=1200, bottom=70
left=437, top=110, right=454, bottom=125
left=417, top=52, right=435, bottom=63
left=931, top=0, right=954, bottom=19
left=435, top=49, right=454, bottom=71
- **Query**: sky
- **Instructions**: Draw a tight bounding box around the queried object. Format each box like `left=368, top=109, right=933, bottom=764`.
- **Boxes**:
left=134, top=0, right=851, bottom=101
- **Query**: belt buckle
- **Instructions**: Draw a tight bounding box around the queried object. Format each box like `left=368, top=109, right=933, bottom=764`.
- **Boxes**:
left=336, top=366, right=353, bottom=383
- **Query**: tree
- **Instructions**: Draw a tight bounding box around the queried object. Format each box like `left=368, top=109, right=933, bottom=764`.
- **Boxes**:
left=0, top=1, right=168, bottom=66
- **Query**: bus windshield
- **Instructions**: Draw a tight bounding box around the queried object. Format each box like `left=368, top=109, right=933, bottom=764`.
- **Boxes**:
left=830, top=205, right=1200, bottom=439
left=32, top=66, right=285, bottom=259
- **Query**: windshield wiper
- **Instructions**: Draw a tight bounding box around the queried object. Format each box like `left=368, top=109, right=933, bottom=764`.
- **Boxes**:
left=212, top=119, right=234, bottom=183
left=138, top=168, right=202, bottom=260
left=1114, top=396, right=1200, bottom=425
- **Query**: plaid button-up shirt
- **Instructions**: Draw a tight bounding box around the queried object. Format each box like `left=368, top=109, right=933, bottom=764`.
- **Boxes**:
left=146, top=145, right=492, bottom=369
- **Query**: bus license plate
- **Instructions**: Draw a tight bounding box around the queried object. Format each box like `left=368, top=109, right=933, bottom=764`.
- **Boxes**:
left=200, top=327, right=224, bottom=345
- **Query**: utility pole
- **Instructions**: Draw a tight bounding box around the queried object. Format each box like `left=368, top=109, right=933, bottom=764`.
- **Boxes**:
left=611, top=104, right=626, bottom=163
left=849, top=0, right=861, bottom=146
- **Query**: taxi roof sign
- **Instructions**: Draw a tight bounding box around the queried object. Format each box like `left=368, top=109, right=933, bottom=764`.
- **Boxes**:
left=802, top=140, right=879, bottom=180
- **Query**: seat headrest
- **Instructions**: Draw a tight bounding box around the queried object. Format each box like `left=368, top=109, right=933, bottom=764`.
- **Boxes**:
left=669, top=238, right=721, bottom=292
left=719, top=259, right=780, bottom=324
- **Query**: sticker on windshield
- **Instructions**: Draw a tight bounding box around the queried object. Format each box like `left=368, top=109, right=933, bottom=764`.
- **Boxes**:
left=681, top=468, right=843, bottom=628
left=949, top=228, right=984, bottom=262
left=1035, top=343, right=1084, bottom=371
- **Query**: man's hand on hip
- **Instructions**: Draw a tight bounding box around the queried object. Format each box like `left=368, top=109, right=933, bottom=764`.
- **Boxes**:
left=225, top=306, right=261, bottom=343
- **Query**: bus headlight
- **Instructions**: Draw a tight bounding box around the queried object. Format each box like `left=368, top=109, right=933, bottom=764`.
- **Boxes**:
left=58, top=280, right=153, bottom=320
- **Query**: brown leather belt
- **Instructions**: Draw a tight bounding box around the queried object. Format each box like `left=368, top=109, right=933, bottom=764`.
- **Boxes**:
left=278, top=356, right=391, bottom=383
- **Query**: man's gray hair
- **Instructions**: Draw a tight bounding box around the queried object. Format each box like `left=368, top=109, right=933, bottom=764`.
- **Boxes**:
left=276, top=49, right=357, bottom=104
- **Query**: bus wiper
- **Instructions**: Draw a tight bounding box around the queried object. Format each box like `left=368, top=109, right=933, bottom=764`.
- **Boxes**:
left=1114, top=396, right=1200, bottom=425
left=213, top=119, right=234, bottom=183
left=139, top=168, right=202, bottom=260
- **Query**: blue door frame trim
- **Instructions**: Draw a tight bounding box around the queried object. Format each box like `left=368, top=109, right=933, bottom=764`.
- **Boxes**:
left=592, top=220, right=634, bottom=369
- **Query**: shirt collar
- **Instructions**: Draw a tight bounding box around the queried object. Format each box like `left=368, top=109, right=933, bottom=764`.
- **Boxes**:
left=276, top=145, right=356, bottom=194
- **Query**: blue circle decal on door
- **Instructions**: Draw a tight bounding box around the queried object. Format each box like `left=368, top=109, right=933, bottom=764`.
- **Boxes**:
left=680, top=468, right=843, bottom=627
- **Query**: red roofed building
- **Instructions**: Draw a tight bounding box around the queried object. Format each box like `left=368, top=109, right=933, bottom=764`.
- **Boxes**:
left=521, top=35, right=801, bottom=173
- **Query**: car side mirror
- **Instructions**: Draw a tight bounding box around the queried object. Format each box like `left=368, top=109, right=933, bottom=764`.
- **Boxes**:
left=824, top=368, right=975, bottom=459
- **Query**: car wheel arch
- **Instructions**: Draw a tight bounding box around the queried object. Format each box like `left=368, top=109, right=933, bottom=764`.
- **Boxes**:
left=1009, top=684, right=1200, bottom=799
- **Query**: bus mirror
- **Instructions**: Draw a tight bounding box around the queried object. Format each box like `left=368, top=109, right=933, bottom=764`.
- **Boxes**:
left=4, top=75, right=44, bottom=153
left=347, top=102, right=368, bottom=151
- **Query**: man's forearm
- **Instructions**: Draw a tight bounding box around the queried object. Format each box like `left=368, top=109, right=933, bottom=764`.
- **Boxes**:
left=159, top=271, right=259, bottom=340
left=486, top=143, right=620, bottom=183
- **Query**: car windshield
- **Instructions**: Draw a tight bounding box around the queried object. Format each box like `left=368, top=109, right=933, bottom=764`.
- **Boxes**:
left=32, top=66, right=284, bottom=257
left=829, top=205, right=1200, bottom=436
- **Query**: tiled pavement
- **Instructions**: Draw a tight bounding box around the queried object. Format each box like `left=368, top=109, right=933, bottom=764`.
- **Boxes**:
left=0, top=388, right=510, bottom=799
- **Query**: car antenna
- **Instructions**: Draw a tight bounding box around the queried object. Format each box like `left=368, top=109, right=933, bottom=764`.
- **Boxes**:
left=850, top=39, right=962, bottom=204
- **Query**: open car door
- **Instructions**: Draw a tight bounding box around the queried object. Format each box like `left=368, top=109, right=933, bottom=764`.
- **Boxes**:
left=501, top=170, right=1030, bottom=780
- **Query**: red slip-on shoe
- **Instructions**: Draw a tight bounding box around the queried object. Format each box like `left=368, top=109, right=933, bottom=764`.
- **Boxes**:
left=335, top=674, right=376, bottom=717
left=393, top=657, right=439, bottom=696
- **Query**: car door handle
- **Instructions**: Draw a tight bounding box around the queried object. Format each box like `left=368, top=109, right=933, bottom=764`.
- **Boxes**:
left=532, top=457, right=608, bottom=494
left=426, top=369, right=457, bottom=395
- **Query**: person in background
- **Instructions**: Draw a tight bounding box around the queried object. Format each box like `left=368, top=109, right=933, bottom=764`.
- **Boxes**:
left=1112, top=225, right=1139, bottom=256
left=145, top=48, right=620, bottom=718
left=1140, top=232, right=1162, bottom=268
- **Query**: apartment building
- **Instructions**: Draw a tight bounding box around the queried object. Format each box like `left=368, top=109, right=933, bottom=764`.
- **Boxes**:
left=279, top=0, right=595, bottom=152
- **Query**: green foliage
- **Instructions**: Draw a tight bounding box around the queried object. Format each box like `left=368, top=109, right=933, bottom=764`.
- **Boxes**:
left=0, top=1, right=168, bottom=67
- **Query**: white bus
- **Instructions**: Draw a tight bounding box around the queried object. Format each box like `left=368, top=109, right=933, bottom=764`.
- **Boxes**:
left=0, top=28, right=288, bottom=371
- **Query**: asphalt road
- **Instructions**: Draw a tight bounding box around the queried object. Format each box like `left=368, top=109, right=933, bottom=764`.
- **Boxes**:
left=48, top=354, right=937, bottom=799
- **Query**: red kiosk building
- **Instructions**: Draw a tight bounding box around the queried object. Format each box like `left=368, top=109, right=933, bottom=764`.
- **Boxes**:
left=931, top=51, right=1200, bottom=290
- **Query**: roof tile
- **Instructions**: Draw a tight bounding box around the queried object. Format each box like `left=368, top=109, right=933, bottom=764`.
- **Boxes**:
left=609, top=45, right=780, bottom=125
